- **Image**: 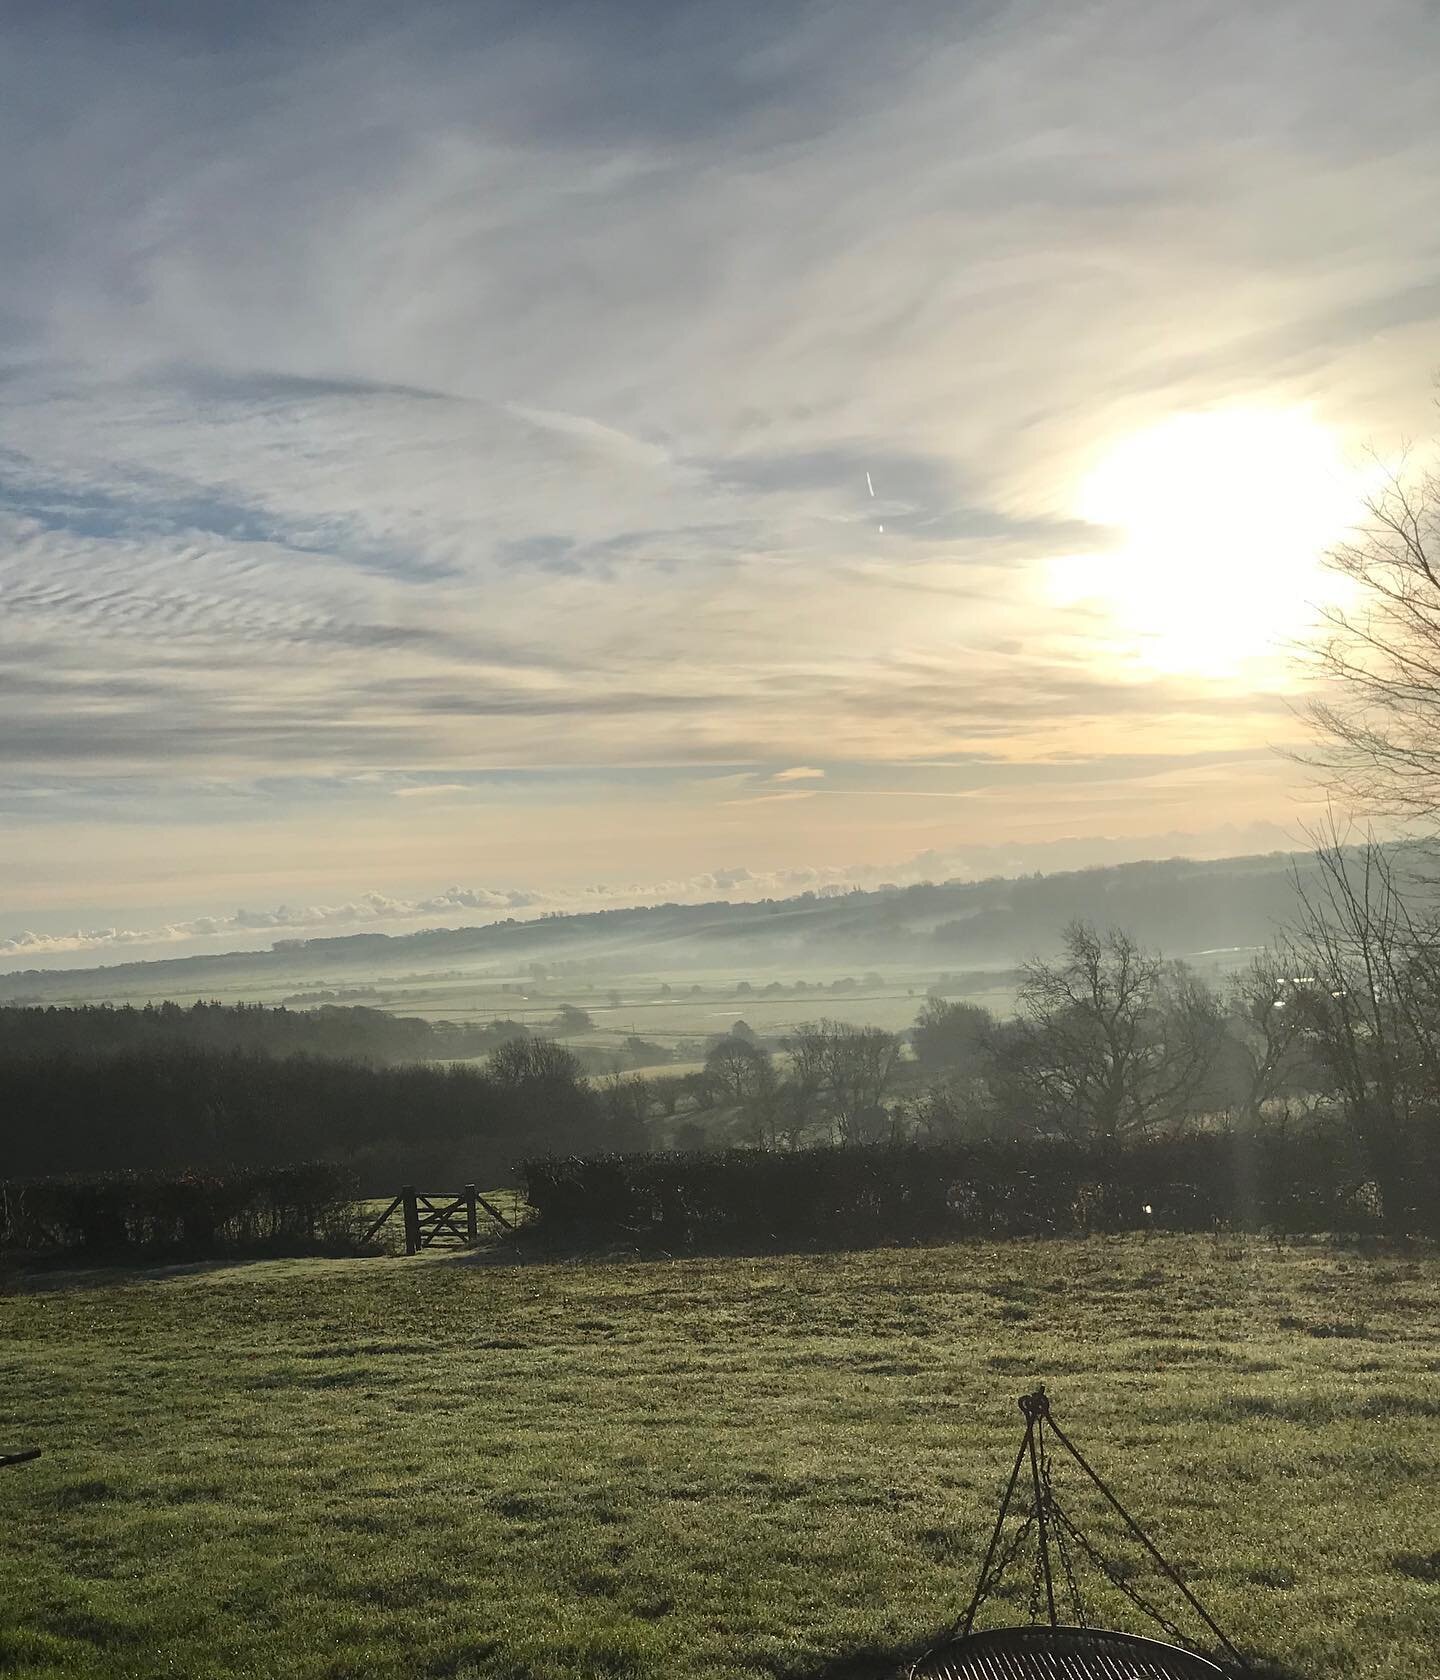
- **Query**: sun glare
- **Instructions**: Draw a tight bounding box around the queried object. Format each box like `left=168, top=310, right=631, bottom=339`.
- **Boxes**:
left=1057, top=408, right=1363, bottom=677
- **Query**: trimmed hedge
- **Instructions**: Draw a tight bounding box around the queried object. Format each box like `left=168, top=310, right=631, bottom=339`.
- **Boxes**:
left=521, top=1123, right=1393, bottom=1248
left=0, top=1162, right=360, bottom=1258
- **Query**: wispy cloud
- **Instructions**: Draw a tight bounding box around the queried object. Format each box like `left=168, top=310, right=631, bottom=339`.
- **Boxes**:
left=391, top=783, right=476, bottom=800
left=721, top=789, right=821, bottom=807
left=2, top=0, right=1438, bottom=941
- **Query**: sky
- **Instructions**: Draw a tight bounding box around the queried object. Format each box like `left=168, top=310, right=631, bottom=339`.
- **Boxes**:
left=3, top=0, right=1439, bottom=966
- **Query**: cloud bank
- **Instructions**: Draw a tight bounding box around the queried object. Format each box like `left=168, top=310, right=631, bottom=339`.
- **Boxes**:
left=0, top=819, right=1304, bottom=964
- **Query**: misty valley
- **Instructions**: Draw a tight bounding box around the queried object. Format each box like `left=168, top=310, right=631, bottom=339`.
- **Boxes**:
left=6, top=4, right=1440, bottom=1677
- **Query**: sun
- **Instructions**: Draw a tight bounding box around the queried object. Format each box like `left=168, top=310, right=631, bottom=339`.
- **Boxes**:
left=1055, top=407, right=1363, bottom=677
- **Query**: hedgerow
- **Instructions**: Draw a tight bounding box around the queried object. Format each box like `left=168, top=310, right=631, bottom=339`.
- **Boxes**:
left=521, top=1122, right=1394, bottom=1248
left=0, top=1162, right=360, bottom=1258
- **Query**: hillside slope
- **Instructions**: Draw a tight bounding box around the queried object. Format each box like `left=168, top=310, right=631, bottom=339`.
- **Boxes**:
left=0, top=849, right=1330, bottom=1004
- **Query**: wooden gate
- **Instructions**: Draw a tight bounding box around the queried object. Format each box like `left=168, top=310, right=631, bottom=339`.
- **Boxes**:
left=362, top=1185, right=516, bottom=1254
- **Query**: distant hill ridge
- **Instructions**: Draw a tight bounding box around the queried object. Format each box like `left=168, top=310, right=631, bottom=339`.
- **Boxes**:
left=0, top=848, right=1327, bottom=1002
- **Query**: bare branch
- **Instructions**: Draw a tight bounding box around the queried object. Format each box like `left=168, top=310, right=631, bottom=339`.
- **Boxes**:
left=1293, top=456, right=1440, bottom=825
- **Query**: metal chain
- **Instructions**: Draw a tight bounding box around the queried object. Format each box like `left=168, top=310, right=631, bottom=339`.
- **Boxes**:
left=956, top=1509, right=1036, bottom=1634
left=1049, top=1500, right=1190, bottom=1647
left=986, top=1510, right=1036, bottom=1605
left=952, top=1392, right=1244, bottom=1670
left=959, top=1387, right=1226, bottom=1659
left=1030, top=1428, right=1052, bottom=1624
left=1048, top=1493, right=1086, bottom=1625
left=1029, top=1413, right=1090, bottom=1630
left=1035, top=1404, right=1182, bottom=1645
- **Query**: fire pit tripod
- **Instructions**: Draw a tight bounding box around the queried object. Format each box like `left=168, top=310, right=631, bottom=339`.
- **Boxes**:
left=909, top=1388, right=1250, bottom=1679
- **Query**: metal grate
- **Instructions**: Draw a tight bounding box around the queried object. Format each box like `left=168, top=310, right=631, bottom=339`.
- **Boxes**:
left=912, top=1626, right=1231, bottom=1680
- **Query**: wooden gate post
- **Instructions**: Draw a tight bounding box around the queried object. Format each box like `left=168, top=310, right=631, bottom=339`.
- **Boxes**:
left=464, top=1184, right=479, bottom=1247
left=401, top=1185, right=421, bottom=1255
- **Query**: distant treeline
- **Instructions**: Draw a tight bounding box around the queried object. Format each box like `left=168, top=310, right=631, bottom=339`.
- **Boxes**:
left=0, top=1000, right=529, bottom=1064
left=2, top=1039, right=645, bottom=1189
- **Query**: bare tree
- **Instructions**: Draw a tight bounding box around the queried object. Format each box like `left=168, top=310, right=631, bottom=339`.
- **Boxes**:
left=902, top=1071, right=1004, bottom=1143
left=1221, top=953, right=1327, bottom=1124
left=1287, top=424, right=1440, bottom=1227
left=1280, top=830, right=1440, bottom=1226
left=485, top=1035, right=611, bottom=1150
left=781, top=1023, right=830, bottom=1141
left=1301, top=455, right=1440, bottom=827
left=703, top=1035, right=780, bottom=1146
left=990, top=922, right=1222, bottom=1144
left=596, top=1073, right=655, bottom=1150
left=824, top=1022, right=903, bottom=1142
left=486, top=1035, right=585, bottom=1089
left=911, top=997, right=994, bottom=1075
left=781, top=1020, right=903, bottom=1144
left=703, top=1035, right=770, bottom=1106
left=645, top=1074, right=686, bottom=1118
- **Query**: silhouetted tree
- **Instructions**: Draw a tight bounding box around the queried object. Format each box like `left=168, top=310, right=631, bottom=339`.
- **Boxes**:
left=595, top=1074, right=653, bottom=1152
left=902, top=1072, right=1003, bottom=1143
left=911, top=997, right=994, bottom=1075
left=487, top=1034, right=584, bottom=1089
left=1301, top=450, right=1440, bottom=826
left=1279, top=835, right=1440, bottom=1228
left=645, top=1074, right=687, bottom=1117
left=1216, top=954, right=1328, bottom=1123
left=782, top=1020, right=903, bottom=1144
left=988, top=922, right=1222, bottom=1144
left=699, top=1036, right=780, bottom=1144
left=704, top=1036, right=770, bottom=1106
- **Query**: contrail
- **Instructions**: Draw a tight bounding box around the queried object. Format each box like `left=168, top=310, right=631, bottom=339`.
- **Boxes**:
left=866, top=469, right=884, bottom=533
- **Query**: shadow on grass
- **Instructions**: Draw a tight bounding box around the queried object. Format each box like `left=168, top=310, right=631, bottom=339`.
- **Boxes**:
left=486, top=1227, right=1035, bottom=1269
left=427, top=1237, right=533, bottom=1270
left=2, top=1240, right=388, bottom=1293
left=3, top=1255, right=263, bottom=1293
left=776, top=1631, right=1308, bottom=1680
left=487, top=1225, right=1439, bottom=1270
left=774, top=1630, right=942, bottom=1680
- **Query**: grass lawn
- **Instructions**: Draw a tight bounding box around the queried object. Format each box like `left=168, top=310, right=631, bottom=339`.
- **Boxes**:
left=1, top=1237, right=1436, bottom=1680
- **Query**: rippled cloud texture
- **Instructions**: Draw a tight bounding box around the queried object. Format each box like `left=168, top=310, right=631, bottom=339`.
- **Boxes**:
left=3, top=1, right=1439, bottom=959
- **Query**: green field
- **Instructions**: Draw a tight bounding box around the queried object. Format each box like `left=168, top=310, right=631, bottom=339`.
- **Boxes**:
left=12, top=964, right=1020, bottom=1063
left=2, top=1238, right=1436, bottom=1680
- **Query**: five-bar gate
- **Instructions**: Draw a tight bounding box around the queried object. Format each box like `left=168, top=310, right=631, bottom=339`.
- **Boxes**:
left=362, top=1184, right=516, bottom=1253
